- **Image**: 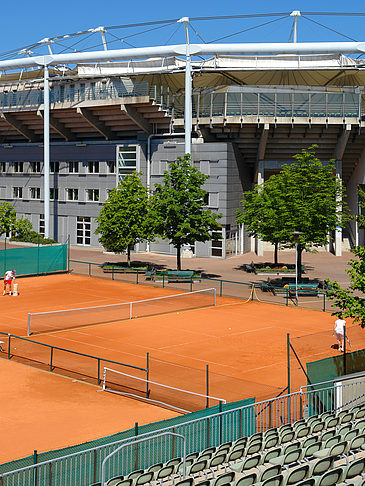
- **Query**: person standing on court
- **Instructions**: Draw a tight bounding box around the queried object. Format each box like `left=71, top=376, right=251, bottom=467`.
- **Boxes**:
left=3, top=269, right=16, bottom=296
left=333, top=314, right=346, bottom=351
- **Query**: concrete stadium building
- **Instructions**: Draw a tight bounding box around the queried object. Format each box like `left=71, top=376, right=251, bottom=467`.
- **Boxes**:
left=1, top=13, right=365, bottom=258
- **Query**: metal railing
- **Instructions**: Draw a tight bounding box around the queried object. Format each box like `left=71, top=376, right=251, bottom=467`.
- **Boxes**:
left=0, top=82, right=362, bottom=122
left=172, top=86, right=362, bottom=120
left=1, top=377, right=363, bottom=486
left=0, top=80, right=172, bottom=113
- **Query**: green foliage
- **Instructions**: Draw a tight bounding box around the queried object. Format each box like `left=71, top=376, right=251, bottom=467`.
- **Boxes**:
left=95, top=172, right=152, bottom=264
left=11, top=230, right=56, bottom=245
left=13, top=217, right=33, bottom=240
left=356, top=186, right=365, bottom=229
left=0, top=202, right=16, bottom=236
left=327, top=246, right=365, bottom=328
left=237, top=145, right=348, bottom=251
left=150, top=155, right=222, bottom=270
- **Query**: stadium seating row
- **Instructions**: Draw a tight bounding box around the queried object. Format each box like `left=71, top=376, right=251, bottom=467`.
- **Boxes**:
left=93, top=403, right=365, bottom=486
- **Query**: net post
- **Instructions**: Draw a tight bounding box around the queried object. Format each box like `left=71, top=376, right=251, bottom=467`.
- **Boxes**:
left=97, top=358, right=101, bottom=384
left=112, top=266, right=114, bottom=281
left=102, top=367, right=107, bottom=391
left=287, top=333, right=290, bottom=396
left=134, top=422, right=139, bottom=470
left=33, top=449, right=38, bottom=486
left=163, top=273, right=165, bottom=288
left=213, top=288, right=216, bottom=306
left=27, top=314, right=31, bottom=336
left=323, top=293, right=326, bottom=312
left=7, top=334, right=11, bottom=359
left=67, top=234, right=70, bottom=273
left=343, top=325, right=347, bottom=376
left=286, top=288, right=289, bottom=306
left=220, top=280, right=223, bottom=297
left=190, top=276, right=192, bottom=292
left=251, top=284, right=254, bottom=301
left=49, top=346, right=53, bottom=371
left=146, top=352, right=150, bottom=398
left=206, top=364, right=209, bottom=408
left=130, top=302, right=133, bottom=319
left=37, top=235, right=40, bottom=275
left=88, top=263, right=91, bottom=277
left=136, top=269, right=139, bottom=285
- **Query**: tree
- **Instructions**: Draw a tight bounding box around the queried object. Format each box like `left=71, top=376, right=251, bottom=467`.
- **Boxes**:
left=13, top=217, right=33, bottom=240
left=236, top=146, right=348, bottom=281
left=326, top=246, right=365, bottom=328
left=151, top=155, right=222, bottom=270
left=236, top=179, right=285, bottom=264
left=95, top=172, right=152, bottom=266
left=0, top=202, right=16, bottom=236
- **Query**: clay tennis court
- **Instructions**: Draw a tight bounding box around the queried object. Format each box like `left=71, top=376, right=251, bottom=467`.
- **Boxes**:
left=0, top=273, right=355, bottom=463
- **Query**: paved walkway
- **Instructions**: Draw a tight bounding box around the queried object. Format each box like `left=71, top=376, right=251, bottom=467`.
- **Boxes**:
left=69, top=246, right=353, bottom=287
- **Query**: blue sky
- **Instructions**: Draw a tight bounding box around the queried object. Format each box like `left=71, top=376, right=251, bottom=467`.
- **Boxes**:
left=1, top=0, right=365, bottom=57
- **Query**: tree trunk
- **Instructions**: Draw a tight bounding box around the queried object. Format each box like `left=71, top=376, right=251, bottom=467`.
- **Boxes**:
left=127, top=244, right=132, bottom=267
left=176, top=244, right=181, bottom=271
left=297, top=246, right=303, bottom=283
left=274, top=243, right=278, bottom=265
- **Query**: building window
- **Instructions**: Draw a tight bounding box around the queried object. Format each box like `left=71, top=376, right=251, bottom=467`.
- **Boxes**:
left=30, top=162, right=41, bottom=173
left=208, top=193, right=219, bottom=208
left=200, top=160, right=210, bottom=175
left=14, top=162, right=23, bottom=173
left=88, top=161, right=99, bottom=173
left=117, top=146, right=137, bottom=183
left=107, top=161, right=115, bottom=173
left=30, top=187, right=41, bottom=199
left=0, top=162, right=6, bottom=173
left=66, top=188, right=79, bottom=201
left=50, top=188, right=58, bottom=200
left=50, top=162, right=59, bottom=173
left=39, top=214, right=45, bottom=236
left=211, top=229, right=223, bottom=257
left=13, top=187, right=22, bottom=199
left=77, top=216, right=91, bottom=245
left=68, top=161, right=79, bottom=173
left=87, top=189, right=99, bottom=202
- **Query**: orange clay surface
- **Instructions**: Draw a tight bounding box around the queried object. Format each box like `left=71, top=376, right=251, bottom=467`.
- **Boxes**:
left=0, top=273, right=354, bottom=463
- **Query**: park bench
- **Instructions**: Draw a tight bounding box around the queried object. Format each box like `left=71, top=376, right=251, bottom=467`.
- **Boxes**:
left=288, top=283, right=319, bottom=296
left=167, top=270, right=194, bottom=282
left=103, top=265, right=146, bottom=274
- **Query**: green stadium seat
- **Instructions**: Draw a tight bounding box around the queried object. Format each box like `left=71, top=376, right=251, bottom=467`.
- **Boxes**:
left=127, top=470, right=144, bottom=480
left=269, top=448, right=302, bottom=468
left=244, top=441, right=263, bottom=456
left=147, top=463, right=163, bottom=473
left=295, top=425, right=311, bottom=439
left=212, top=471, right=235, bottom=486
left=106, top=477, right=123, bottom=486
left=258, top=464, right=282, bottom=483
left=134, top=471, right=154, bottom=486
left=312, top=439, right=347, bottom=460
left=174, top=478, right=194, bottom=486
left=293, top=480, right=315, bottom=486
left=208, top=452, right=228, bottom=476
left=227, top=447, right=245, bottom=463
left=260, top=447, right=282, bottom=464
left=155, top=465, right=175, bottom=484
left=229, top=453, right=261, bottom=473
left=308, top=456, right=334, bottom=477
left=259, top=474, right=284, bottom=486
left=282, top=464, right=309, bottom=486
left=234, top=472, right=258, bottom=486
left=301, top=441, right=321, bottom=460
left=313, top=467, right=343, bottom=486
left=339, top=457, right=365, bottom=483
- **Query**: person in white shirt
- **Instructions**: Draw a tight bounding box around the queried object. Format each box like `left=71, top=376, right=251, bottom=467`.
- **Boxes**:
left=3, top=269, right=15, bottom=296
left=333, top=314, right=346, bottom=352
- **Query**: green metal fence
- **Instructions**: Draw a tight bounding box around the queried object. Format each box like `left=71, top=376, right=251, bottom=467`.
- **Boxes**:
left=69, top=260, right=331, bottom=312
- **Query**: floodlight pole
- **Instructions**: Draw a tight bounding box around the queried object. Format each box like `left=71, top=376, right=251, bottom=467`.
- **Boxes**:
left=179, top=17, right=192, bottom=156
left=43, top=64, right=50, bottom=238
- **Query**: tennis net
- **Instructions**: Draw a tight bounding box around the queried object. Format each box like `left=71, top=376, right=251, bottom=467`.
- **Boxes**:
left=27, top=288, right=216, bottom=335
left=102, top=367, right=226, bottom=413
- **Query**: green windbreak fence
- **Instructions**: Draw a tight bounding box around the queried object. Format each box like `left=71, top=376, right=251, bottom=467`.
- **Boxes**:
left=0, top=244, right=67, bottom=276
left=306, top=348, right=365, bottom=415
left=0, top=397, right=255, bottom=478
